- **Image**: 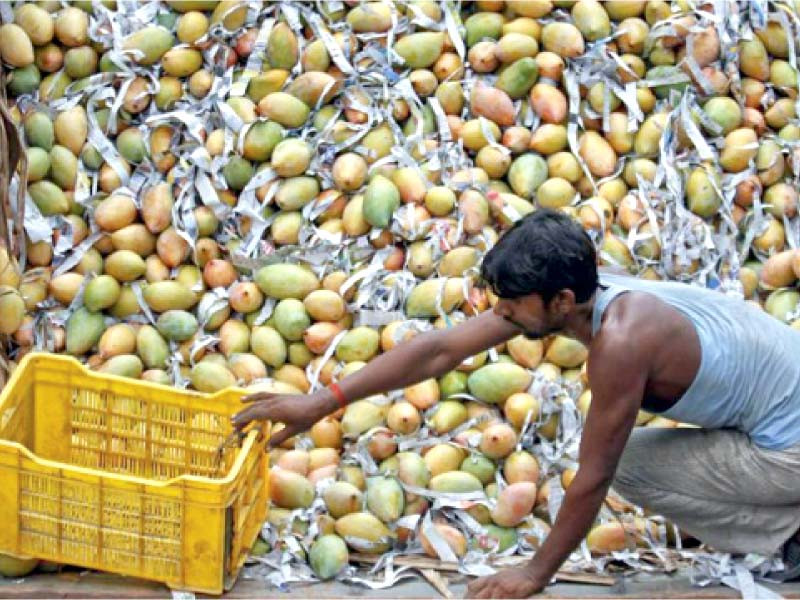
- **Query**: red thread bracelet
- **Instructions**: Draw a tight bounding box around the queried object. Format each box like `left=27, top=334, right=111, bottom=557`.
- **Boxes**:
left=329, top=382, right=347, bottom=409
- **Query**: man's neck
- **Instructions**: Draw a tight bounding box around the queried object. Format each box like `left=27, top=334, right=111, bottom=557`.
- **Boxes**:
left=561, top=293, right=597, bottom=346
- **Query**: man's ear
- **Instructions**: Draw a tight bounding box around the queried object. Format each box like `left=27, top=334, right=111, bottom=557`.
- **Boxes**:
left=551, top=289, right=576, bottom=315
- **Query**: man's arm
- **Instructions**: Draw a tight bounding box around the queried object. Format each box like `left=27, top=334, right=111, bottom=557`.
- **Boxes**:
left=233, top=309, right=519, bottom=444
left=525, top=333, right=645, bottom=584
left=468, top=329, right=647, bottom=598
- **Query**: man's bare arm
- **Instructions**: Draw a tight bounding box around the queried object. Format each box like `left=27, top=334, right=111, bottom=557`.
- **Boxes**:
left=232, top=309, right=519, bottom=442
left=332, top=309, right=519, bottom=409
left=524, top=331, right=646, bottom=586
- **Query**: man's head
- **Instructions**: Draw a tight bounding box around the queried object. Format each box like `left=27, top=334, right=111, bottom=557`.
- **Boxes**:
left=480, top=208, right=599, bottom=338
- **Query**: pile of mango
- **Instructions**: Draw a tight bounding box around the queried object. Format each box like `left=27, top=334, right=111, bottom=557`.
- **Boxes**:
left=1, top=0, right=800, bottom=582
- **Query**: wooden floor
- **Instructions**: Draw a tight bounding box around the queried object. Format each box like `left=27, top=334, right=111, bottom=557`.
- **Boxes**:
left=3, top=568, right=800, bottom=599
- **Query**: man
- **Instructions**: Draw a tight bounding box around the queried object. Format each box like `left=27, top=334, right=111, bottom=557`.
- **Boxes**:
left=233, top=209, right=800, bottom=598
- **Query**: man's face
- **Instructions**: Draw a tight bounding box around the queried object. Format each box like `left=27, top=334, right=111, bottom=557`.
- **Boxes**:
left=492, top=293, right=566, bottom=339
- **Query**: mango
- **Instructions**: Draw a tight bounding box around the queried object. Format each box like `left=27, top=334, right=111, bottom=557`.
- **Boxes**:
left=420, top=523, right=467, bottom=560
left=323, top=481, right=363, bottom=519
left=342, top=400, right=388, bottom=437
left=545, top=336, right=588, bottom=368
left=255, top=263, right=320, bottom=300
left=83, top=275, right=121, bottom=312
left=495, top=57, right=539, bottom=99
left=429, top=400, right=468, bottom=434
left=572, top=0, right=611, bottom=41
left=480, top=423, right=517, bottom=459
left=508, top=153, right=548, bottom=198
left=739, top=38, right=769, bottom=81
left=259, top=92, right=309, bottom=128
left=541, top=22, right=584, bottom=58
left=24, top=112, right=54, bottom=151
left=143, top=281, right=196, bottom=312
left=242, top=121, right=283, bottom=162
left=271, top=467, right=314, bottom=509
left=309, top=535, right=349, bottom=580
left=703, top=97, right=741, bottom=136
left=265, top=22, right=297, bottom=70
left=467, top=363, right=532, bottom=404
left=98, top=354, right=143, bottom=379
left=0, top=555, right=39, bottom=578
left=460, top=454, right=496, bottom=485
left=465, top=12, right=504, bottom=47
left=504, top=450, right=540, bottom=484
left=66, top=308, right=105, bottom=355
left=388, top=452, right=431, bottom=491
left=347, top=2, right=391, bottom=32
left=29, top=181, right=68, bottom=216
left=471, top=86, right=515, bottom=127
left=720, top=128, right=758, bottom=173
left=14, top=4, right=54, bottom=45
left=478, top=525, right=518, bottom=553
left=123, top=26, right=174, bottom=65
left=579, top=131, right=616, bottom=178
left=765, top=289, right=800, bottom=323
left=0, top=24, right=34, bottom=67
left=8, top=64, right=39, bottom=97
left=94, top=194, right=137, bottom=232
left=251, top=325, right=287, bottom=368
left=336, top=327, right=379, bottom=362
left=405, top=278, right=466, bottom=317
left=271, top=139, right=312, bottom=178
left=135, top=325, right=168, bottom=369
left=429, top=470, right=483, bottom=494
left=154, top=310, right=198, bottom=342
left=98, top=323, right=137, bottom=359
left=190, top=361, right=236, bottom=393
left=272, top=299, right=311, bottom=341
left=363, top=175, right=401, bottom=229
left=496, top=33, right=538, bottom=63
left=334, top=512, right=393, bottom=554
left=0, top=288, right=24, bottom=335
left=686, top=166, right=721, bottom=218
left=394, top=32, right=445, bottom=68
left=48, top=273, right=82, bottom=306
left=586, top=522, right=637, bottom=553
left=366, top=476, right=405, bottom=523
left=304, top=290, right=346, bottom=322
left=491, top=482, right=537, bottom=527
left=423, top=444, right=464, bottom=477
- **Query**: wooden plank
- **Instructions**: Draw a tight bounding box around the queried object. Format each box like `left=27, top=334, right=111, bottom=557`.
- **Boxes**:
left=349, top=553, right=616, bottom=586
left=419, top=569, right=454, bottom=599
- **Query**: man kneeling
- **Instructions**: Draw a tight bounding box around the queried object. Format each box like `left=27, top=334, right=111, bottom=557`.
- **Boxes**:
left=234, top=210, right=800, bottom=598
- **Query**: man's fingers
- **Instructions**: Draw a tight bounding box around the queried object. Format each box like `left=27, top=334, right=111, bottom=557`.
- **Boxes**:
left=231, top=404, right=266, bottom=431
left=466, top=577, right=486, bottom=599
left=267, top=424, right=296, bottom=448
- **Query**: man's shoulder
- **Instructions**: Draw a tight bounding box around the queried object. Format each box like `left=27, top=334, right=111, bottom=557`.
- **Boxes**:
left=589, top=292, right=666, bottom=365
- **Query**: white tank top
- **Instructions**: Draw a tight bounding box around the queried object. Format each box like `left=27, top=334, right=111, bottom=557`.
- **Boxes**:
left=592, top=273, right=800, bottom=450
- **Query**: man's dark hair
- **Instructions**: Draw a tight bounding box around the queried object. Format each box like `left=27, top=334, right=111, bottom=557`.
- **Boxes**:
left=480, top=208, right=599, bottom=303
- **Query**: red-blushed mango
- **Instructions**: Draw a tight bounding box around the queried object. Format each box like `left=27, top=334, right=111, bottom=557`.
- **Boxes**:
left=420, top=523, right=467, bottom=560
left=491, top=482, right=537, bottom=526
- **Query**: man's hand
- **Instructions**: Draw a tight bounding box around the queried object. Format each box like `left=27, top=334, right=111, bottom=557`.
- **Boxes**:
left=231, top=390, right=334, bottom=447
left=466, top=567, right=545, bottom=599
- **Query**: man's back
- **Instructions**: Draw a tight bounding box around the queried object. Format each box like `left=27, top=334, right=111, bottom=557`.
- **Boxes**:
left=595, top=273, right=800, bottom=449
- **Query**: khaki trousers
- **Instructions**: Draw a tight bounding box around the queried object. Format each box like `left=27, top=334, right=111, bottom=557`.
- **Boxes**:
left=612, top=427, right=800, bottom=555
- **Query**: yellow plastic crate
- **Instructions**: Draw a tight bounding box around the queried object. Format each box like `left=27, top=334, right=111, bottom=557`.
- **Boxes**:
left=0, top=353, right=269, bottom=595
